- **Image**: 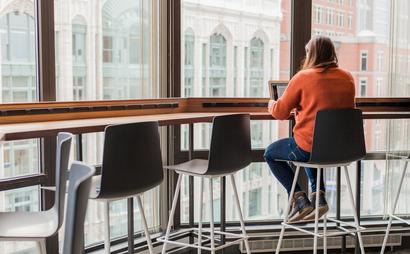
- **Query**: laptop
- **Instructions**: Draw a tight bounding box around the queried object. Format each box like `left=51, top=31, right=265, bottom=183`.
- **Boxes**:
left=268, top=80, right=288, bottom=100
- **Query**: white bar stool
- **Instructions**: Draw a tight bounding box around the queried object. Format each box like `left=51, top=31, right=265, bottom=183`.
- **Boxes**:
left=380, top=155, right=409, bottom=254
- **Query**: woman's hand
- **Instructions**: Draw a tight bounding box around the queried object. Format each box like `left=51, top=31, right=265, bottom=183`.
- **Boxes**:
left=268, top=99, right=276, bottom=114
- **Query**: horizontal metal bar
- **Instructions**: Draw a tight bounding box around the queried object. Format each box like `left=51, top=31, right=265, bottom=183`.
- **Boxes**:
left=391, top=215, right=410, bottom=225
left=214, top=238, right=246, bottom=251
left=0, top=174, right=47, bottom=191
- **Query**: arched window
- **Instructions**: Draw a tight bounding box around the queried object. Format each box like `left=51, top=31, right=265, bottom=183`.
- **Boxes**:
left=184, top=29, right=194, bottom=96
left=249, top=38, right=264, bottom=97
left=209, top=33, right=227, bottom=96
left=0, top=12, right=36, bottom=103
left=72, top=16, right=87, bottom=100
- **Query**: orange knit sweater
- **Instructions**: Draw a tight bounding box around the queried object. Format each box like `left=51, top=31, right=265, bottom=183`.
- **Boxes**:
left=270, top=67, right=355, bottom=152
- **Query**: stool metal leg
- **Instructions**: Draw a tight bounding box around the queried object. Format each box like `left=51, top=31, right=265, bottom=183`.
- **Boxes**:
left=209, top=178, right=215, bottom=254
left=276, top=166, right=301, bottom=254
left=136, top=195, right=154, bottom=254
left=161, top=174, right=183, bottom=254
left=198, top=177, right=204, bottom=254
left=324, top=213, right=327, bottom=254
left=313, top=168, right=322, bottom=254
left=343, top=166, right=365, bottom=254
left=103, top=201, right=110, bottom=254
left=230, top=174, right=251, bottom=254
left=381, top=160, right=408, bottom=254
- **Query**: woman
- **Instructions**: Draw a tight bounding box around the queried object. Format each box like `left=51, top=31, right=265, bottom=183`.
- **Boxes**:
left=264, top=36, right=355, bottom=223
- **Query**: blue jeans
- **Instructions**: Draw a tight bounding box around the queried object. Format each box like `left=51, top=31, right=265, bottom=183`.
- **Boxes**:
left=263, top=137, right=325, bottom=195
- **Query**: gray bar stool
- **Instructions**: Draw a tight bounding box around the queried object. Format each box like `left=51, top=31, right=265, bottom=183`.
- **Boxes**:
left=89, top=122, right=164, bottom=254
left=0, top=132, right=73, bottom=253
left=158, top=114, right=252, bottom=254
left=62, top=161, right=95, bottom=254
left=275, top=109, right=367, bottom=254
left=380, top=155, right=410, bottom=254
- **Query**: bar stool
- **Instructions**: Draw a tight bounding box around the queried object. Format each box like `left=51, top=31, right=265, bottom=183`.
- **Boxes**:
left=158, top=114, right=252, bottom=254
left=0, top=132, right=73, bottom=253
left=380, top=155, right=410, bottom=254
left=62, top=161, right=95, bottom=254
left=89, top=122, right=164, bottom=254
left=275, top=109, right=367, bottom=254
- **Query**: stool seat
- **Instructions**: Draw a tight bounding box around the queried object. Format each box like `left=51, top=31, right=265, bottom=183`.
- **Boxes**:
left=165, top=159, right=209, bottom=176
left=0, top=210, right=58, bottom=239
left=276, top=159, right=351, bottom=169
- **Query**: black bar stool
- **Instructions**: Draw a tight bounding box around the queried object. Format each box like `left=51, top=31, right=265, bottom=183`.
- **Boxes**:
left=89, top=122, right=164, bottom=254
left=276, top=109, right=367, bottom=254
left=158, top=114, right=252, bottom=254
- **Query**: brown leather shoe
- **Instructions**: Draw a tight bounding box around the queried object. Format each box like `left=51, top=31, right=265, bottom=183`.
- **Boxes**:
left=287, top=191, right=314, bottom=224
left=303, top=190, right=329, bottom=221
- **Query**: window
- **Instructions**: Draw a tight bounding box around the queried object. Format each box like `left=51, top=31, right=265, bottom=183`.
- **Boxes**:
left=376, top=78, right=382, bottom=96
left=347, top=14, right=352, bottom=28
left=0, top=16, right=40, bottom=254
left=54, top=0, right=160, bottom=248
left=181, top=0, right=290, bottom=223
left=249, top=38, right=264, bottom=97
left=360, top=51, right=368, bottom=71
left=360, top=78, right=367, bottom=96
left=248, top=188, right=262, bottom=218
left=315, top=6, right=323, bottom=24
left=326, top=8, right=334, bottom=25
left=1, top=12, right=37, bottom=103
left=377, top=50, right=383, bottom=72
left=209, top=34, right=226, bottom=97
left=72, top=16, right=87, bottom=100
left=184, top=29, right=195, bottom=97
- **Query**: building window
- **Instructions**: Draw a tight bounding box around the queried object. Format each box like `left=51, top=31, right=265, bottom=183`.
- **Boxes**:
left=233, top=46, right=238, bottom=96
left=209, top=33, right=227, bottom=97
left=184, top=29, right=195, bottom=97
left=347, top=14, right=353, bottom=28
left=376, top=78, right=382, bottom=96
left=377, top=51, right=383, bottom=72
left=360, top=51, right=368, bottom=71
left=360, top=78, right=367, bottom=96
left=249, top=38, right=264, bottom=97
left=338, top=12, right=344, bottom=27
left=326, top=8, right=334, bottom=25
left=315, top=6, right=323, bottom=24
left=248, top=188, right=262, bottom=217
left=72, top=17, right=87, bottom=100
left=103, top=36, right=113, bottom=63
left=201, top=43, right=207, bottom=96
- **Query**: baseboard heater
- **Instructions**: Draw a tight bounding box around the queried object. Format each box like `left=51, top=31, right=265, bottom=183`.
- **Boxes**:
left=240, top=234, right=402, bottom=253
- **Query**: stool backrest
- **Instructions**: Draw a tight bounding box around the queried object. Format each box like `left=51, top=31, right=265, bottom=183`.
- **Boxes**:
left=310, top=108, right=366, bottom=164
left=207, top=114, right=252, bottom=175
left=99, top=122, right=164, bottom=199
left=62, top=161, right=95, bottom=254
left=54, top=132, right=73, bottom=230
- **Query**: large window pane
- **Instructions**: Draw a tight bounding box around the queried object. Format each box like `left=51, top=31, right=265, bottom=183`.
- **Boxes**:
left=55, top=0, right=158, bottom=101
left=54, top=0, right=161, bottom=248
left=180, top=0, right=289, bottom=223
left=310, top=0, right=410, bottom=219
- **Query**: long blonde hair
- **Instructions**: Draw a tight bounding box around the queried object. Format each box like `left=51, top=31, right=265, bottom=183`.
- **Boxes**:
left=302, top=36, right=338, bottom=72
